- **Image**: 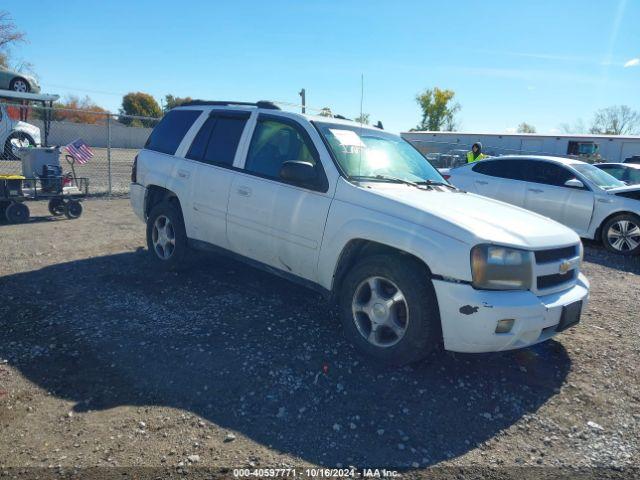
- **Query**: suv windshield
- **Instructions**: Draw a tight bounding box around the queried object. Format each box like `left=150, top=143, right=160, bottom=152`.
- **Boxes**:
left=573, top=163, right=626, bottom=190
left=314, top=122, right=445, bottom=183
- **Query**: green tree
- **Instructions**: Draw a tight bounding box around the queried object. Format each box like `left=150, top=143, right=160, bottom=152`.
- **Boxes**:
left=413, top=87, right=460, bottom=131
left=164, top=94, right=193, bottom=113
left=589, top=105, right=640, bottom=135
left=120, top=92, right=162, bottom=127
left=517, top=122, right=536, bottom=133
left=319, top=107, right=333, bottom=117
left=354, top=113, right=370, bottom=125
left=0, top=10, right=26, bottom=69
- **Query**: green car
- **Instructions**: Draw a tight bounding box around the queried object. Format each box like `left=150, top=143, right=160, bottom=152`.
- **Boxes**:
left=0, top=67, right=40, bottom=93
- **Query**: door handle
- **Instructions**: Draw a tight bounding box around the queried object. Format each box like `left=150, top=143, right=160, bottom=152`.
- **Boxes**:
left=528, top=188, right=543, bottom=193
left=475, top=180, right=488, bottom=185
left=236, top=186, right=252, bottom=197
left=177, top=169, right=190, bottom=179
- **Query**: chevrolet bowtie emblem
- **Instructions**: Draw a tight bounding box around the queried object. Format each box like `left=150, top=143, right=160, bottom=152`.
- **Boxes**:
left=559, top=260, right=572, bottom=274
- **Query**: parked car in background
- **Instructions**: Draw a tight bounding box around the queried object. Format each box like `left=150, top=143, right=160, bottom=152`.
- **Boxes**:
left=0, top=104, right=41, bottom=159
left=594, top=163, right=640, bottom=186
left=0, top=67, right=40, bottom=93
left=448, top=155, right=640, bottom=255
left=130, top=101, right=588, bottom=365
left=623, top=155, right=640, bottom=164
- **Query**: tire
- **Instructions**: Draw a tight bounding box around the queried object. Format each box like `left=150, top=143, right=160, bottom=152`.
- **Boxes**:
left=601, top=213, right=640, bottom=256
left=63, top=200, right=83, bottom=219
left=3, top=132, right=35, bottom=160
left=146, top=200, right=188, bottom=270
left=339, top=254, right=442, bottom=366
left=9, top=77, right=30, bottom=93
left=5, top=202, right=30, bottom=224
left=48, top=198, right=65, bottom=216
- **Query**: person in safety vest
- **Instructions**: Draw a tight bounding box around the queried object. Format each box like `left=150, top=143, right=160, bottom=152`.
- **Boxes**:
left=467, top=142, right=487, bottom=163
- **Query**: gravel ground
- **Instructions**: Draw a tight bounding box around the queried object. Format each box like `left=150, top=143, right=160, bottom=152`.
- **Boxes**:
left=0, top=199, right=638, bottom=479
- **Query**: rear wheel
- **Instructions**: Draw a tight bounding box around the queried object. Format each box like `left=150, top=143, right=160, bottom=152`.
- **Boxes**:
left=601, top=213, right=640, bottom=255
left=339, top=255, right=441, bottom=366
left=146, top=200, right=188, bottom=270
left=5, top=202, right=30, bottom=224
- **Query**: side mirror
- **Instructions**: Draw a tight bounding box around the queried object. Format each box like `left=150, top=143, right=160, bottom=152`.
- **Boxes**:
left=279, top=161, right=317, bottom=185
left=564, top=178, right=584, bottom=189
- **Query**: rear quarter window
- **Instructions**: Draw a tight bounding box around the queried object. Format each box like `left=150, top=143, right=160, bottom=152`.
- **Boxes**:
left=145, top=109, right=202, bottom=155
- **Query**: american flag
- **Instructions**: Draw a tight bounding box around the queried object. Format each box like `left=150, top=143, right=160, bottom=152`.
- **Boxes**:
left=65, top=138, right=94, bottom=164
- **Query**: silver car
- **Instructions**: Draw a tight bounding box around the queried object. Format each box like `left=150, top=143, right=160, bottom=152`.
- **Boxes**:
left=448, top=155, right=640, bottom=255
left=0, top=67, right=40, bottom=93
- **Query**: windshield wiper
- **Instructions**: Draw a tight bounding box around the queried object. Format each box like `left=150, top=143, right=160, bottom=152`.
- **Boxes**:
left=416, top=179, right=458, bottom=190
left=351, top=175, right=427, bottom=189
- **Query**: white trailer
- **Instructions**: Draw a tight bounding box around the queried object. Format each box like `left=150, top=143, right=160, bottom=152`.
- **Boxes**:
left=401, top=131, right=640, bottom=166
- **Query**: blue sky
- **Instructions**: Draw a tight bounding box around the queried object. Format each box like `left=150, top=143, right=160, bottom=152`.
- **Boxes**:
left=6, top=0, right=640, bottom=134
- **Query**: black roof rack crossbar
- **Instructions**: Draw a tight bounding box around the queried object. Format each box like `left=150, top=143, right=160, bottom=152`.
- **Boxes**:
left=179, top=100, right=280, bottom=110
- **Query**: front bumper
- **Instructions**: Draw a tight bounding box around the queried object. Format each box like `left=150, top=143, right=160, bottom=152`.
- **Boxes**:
left=433, top=273, right=589, bottom=353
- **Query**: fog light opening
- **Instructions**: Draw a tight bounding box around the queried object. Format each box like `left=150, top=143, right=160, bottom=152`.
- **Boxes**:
left=495, top=318, right=515, bottom=334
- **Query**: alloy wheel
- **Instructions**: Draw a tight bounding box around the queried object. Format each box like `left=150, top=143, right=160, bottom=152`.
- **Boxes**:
left=351, top=276, right=409, bottom=348
left=152, top=215, right=176, bottom=260
left=12, top=80, right=28, bottom=92
left=607, top=219, right=640, bottom=252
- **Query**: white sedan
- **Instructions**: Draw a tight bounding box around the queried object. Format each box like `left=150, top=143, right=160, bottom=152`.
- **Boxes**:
left=448, top=155, right=640, bottom=255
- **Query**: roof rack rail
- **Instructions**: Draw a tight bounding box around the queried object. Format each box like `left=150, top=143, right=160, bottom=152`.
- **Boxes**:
left=179, top=100, right=280, bottom=110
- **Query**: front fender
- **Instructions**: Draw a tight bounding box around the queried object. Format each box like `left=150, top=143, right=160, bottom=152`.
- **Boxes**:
left=317, top=205, right=472, bottom=291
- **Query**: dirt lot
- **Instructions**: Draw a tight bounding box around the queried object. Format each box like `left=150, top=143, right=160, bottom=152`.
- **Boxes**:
left=0, top=198, right=639, bottom=478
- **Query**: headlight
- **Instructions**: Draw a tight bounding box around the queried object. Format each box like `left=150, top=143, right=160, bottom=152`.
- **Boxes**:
left=578, top=242, right=584, bottom=268
left=470, top=244, right=533, bottom=290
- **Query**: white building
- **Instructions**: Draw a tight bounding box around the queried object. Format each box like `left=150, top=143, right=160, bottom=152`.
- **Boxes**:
left=401, top=131, right=640, bottom=166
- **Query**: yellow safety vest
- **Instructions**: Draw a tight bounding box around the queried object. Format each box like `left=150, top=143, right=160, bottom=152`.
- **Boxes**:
left=467, top=151, right=487, bottom=163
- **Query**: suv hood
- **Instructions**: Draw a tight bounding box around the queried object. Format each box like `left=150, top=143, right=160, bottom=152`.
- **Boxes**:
left=341, top=181, right=579, bottom=249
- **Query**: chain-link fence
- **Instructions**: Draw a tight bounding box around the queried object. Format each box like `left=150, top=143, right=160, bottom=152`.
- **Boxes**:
left=0, top=102, right=160, bottom=195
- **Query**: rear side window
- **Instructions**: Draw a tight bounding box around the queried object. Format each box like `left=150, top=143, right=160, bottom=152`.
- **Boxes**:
left=145, top=109, right=202, bottom=155
left=472, top=160, right=523, bottom=180
left=187, top=111, right=249, bottom=166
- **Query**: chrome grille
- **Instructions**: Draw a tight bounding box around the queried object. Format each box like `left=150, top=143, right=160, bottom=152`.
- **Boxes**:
left=532, top=244, right=581, bottom=295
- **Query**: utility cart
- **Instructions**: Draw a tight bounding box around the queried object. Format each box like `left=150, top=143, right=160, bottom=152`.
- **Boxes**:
left=0, top=147, right=89, bottom=224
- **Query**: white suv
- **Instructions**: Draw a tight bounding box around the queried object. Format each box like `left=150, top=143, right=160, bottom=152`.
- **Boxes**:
left=130, top=101, right=589, bottom=365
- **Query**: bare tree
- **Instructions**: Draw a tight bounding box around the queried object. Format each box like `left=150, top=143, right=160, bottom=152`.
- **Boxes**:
left=590, top=105, right=640, bottom=135
left=354, top=113, right=370, bottom=125
left=517, top=122, right=536, bottom=133
left=559, top=119, right=587, bottom=134
left=0, top=11, right=26, bottom=68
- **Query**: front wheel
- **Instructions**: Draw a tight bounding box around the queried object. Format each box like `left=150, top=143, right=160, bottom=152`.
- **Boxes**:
left=146, top=201, right=188, bottom=270
left=3, top=132, right=35, bottom=160
left=601, top=213, right=640, bottom=255
left=339, top=254, right=442, bottom=366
